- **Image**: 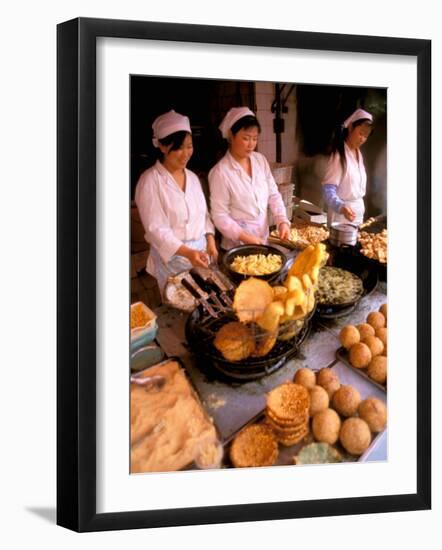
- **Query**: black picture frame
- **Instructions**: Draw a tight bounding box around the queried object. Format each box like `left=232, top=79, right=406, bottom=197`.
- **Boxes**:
left=57, top=17, right=431, bottom=532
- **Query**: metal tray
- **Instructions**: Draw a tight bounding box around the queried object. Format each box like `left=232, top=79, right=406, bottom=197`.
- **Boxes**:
left=222, top=359, right=387, bottom=466
left=336, top=347, right=387, bottom=393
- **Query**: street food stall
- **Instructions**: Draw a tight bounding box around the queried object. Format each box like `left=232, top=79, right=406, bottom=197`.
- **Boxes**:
left=130, top=218, right=388, bottom=473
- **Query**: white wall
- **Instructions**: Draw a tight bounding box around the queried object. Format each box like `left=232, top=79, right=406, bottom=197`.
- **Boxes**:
left=1, top=0, right=440, bottom=548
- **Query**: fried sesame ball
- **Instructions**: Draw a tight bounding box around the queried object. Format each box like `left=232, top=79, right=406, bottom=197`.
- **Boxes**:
left=367, top=355, right=387, bottom=384
left=375, top=327, right=387, bottom=347
left=331, top=385, right=361, bottom=417
left=339, top=418, right=372, bottom=456
left=293, top=367, right=316, bottom=390
left=379, top=303, right=387, bottom=323
left=312, top=408, right=341, bottom=445
left=339, top=325, right=360, bottom=350
left=316, top=368, right=341, bottom=398
left=358, top=398, right=387, bottom=433
left=309, top=385, right=330, bottom=416
left=349, top=342, right=372, bottom=369
left=367, top=311, right=386, bottom=330
left=362, top=335, right=384, bottom=357
left=357, top=323, right=375, bottom=340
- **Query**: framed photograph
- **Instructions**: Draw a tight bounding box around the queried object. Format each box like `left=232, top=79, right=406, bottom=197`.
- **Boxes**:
left=57, top=17, right=431, bottom=532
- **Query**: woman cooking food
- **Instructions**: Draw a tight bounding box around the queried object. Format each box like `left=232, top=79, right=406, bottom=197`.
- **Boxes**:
left=322, top=108, right=374, bottom=226
left=208, top=107, right=291, bottom=250
left=135, top=110, right=218, bottom=293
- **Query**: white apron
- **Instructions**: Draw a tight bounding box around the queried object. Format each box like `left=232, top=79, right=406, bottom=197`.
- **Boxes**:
left=326, top=144, right=367, bottom=227
left=147, top=235, right=207, bottom=294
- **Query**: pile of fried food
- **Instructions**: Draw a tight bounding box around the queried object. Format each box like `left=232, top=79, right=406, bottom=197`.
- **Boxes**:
left=229, top=367, right=387, bottom=467
left=230, top=253, right=283, bottom=275
left=130, top=302, right=154, bottom=329
left=339, top=303, right=387, bottom=385
left=271, top=222, right=329, bottom=249
left=358, top=229, right=387, bottom=263
left=214, top=244, right=328, bottom=361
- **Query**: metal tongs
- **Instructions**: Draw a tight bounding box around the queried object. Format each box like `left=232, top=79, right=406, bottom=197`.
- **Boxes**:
left=189, top=270, right=230, bottom=312
left=181, top=277, right=219, bottom=318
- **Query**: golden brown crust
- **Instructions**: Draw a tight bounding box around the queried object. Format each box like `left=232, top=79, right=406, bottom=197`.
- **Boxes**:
left=266, top=383, right=310, bottom=421
left=213, top=322, right=255, bottom=361
left=339, top=417, right=372, bottom=455
left=230, top=424, right=278, bottom=468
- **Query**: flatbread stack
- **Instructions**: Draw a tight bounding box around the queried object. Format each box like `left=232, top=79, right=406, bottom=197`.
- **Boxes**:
left=230, top=424, right=278, bottom=468
left=265, top=383, right=311, bottom=446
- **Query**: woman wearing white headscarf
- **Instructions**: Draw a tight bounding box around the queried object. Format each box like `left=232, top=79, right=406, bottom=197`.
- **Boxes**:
left=208, top=107, right=291, bottom=250
left=322, top=108, right=374, bottom=226
left=135, top=110, right=217, bottom=293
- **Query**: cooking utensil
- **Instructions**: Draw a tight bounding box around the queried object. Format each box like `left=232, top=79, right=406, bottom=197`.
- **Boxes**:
left=188, top=269, right=229, bottom=313
left=206, top=276, right=233, bottom=307
left=181, top=277, right=219, bottom=318
left=329, top=223, right=358, bottom=247
left=221, top=244, right=287, bottom=284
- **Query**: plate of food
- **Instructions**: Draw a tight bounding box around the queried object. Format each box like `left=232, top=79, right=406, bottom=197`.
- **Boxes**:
left=221, top=244, right=287, bottom=283
left=315, top=266, right=364, bottom=309
left=270, top=220, right=329, bottom=250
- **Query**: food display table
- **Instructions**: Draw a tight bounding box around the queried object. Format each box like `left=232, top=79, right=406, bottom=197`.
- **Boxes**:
left=154, top=281, right=387, bottom=461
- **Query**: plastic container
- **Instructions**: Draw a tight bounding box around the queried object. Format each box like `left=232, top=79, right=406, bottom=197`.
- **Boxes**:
left=130, top=302, right=158, bottom=352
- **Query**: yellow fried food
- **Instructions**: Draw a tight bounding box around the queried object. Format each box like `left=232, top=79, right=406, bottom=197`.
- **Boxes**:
left=233, top=277, right=274, bottom=323
left=230, top=253, right=283, bottom=275
left=272, top=285, right=288, bottom=300
left=288, top=245, right=315, bottom=277
left=284, top=275, right=303, bottom=292
left=256, top=300, right=285, bottom=332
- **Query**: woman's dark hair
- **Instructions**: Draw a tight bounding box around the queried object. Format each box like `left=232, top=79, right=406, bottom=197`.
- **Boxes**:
left=331, top=117, right=373, bottom=173
left=230, top=115, right=261, bottom=136
left=158, top=130, right=191, bottom=151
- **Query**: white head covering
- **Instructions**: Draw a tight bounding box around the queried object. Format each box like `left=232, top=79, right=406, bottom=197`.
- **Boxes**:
left=219, top=107, right=256, bottom=139
left=342, top=108, right=373, bottom=129
left=152, top=110, right=191, bottom=147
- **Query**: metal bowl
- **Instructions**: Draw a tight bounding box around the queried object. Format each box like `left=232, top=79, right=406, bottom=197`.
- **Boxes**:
left=221, top=244, right=287, bottom=284
left=329, top=223, right=358, bottom=247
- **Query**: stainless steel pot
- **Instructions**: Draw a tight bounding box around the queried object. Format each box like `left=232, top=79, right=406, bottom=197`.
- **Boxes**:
left=329, top=223, right=358, bottom=247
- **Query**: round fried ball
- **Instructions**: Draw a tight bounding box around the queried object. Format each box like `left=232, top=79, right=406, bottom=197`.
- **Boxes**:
left=358, top=398, right=387, bottom=432
left=309, top=385, right=329, bottom=416
left=339, top=325, right=360, bottom=350
left=375, top=327, right=387, bottom=347
left=349, top=342, right=372, bottom=369
left=357, top=323, right=375, bottom=340
left=331, top=385, right=361, bottom=417
left=312, top=408, right=341, bottom=445
left=362, top=335, right=384, bottom=357
left=339, top=418, right=372, bottom=455
left=316, top=368, right=340, bottom=398
left=367, top=311, right=386, bottom=330
left=379, top=303, right=387, bottom=323
left=367, top=355, right=387, bottom=384
left=293, top=367, right=316, bottom=390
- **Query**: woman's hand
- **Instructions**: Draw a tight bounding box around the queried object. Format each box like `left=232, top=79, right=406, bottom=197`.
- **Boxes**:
left=340, top=205, right=356, bottom=222
left=206, top=234, right=219, bottom=264
left=278, top=222, right=291, bottom=240
left=186, top=249, right=210, bottom=268
left=238, top=231, right=263, bottom=245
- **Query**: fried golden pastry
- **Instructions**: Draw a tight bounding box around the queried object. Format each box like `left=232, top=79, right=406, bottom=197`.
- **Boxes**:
left=379, top=303, right=387, bottom=323
left=230, top=424, right=278, bottom=468
left=367, top=355, right=387, bottom=384
left=339, top=325, right=360, bottom=350
left=267, top=383, right=310, bottom=422
left=331, top=385, right=361, bottom=417
left=293, top=367, right=316, bottom=390
left=316, top=368, right=341, bottom=398
left=339, top=418, right=372, bottom=456
left=213, top=322, right=255, bottom=362
left=375, top=327, right=387, bottom=347
left=312, top=408, right=341, bottom=445
left=357, top=323, right=375, bottom=340
left=309, top=385, right=330, bottom=416
left=233, top=277, right=274, bottom=323
left=251, top=334, right=277, bottom=358
left=367, top=311, right=386, bottom=330
left=362, top=335, right=384, bottom=357
left=358, top=398, right=387, bottom=433
left=349, top=342, right=372, bottom=369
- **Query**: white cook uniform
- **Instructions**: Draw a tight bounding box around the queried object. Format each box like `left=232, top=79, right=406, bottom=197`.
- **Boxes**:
left=208, top=151, right=289, bottom=249
left=135, top=160, right=215, bottom=292
left=322, top=142, right=367, bottom=226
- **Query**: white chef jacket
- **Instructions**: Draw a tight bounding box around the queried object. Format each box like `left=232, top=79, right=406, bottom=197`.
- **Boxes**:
left=322, top=143, right=367, bottom=226
left=208, top=151, right=289, bottom=249
left=134, top=161, right=215, bottom=289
